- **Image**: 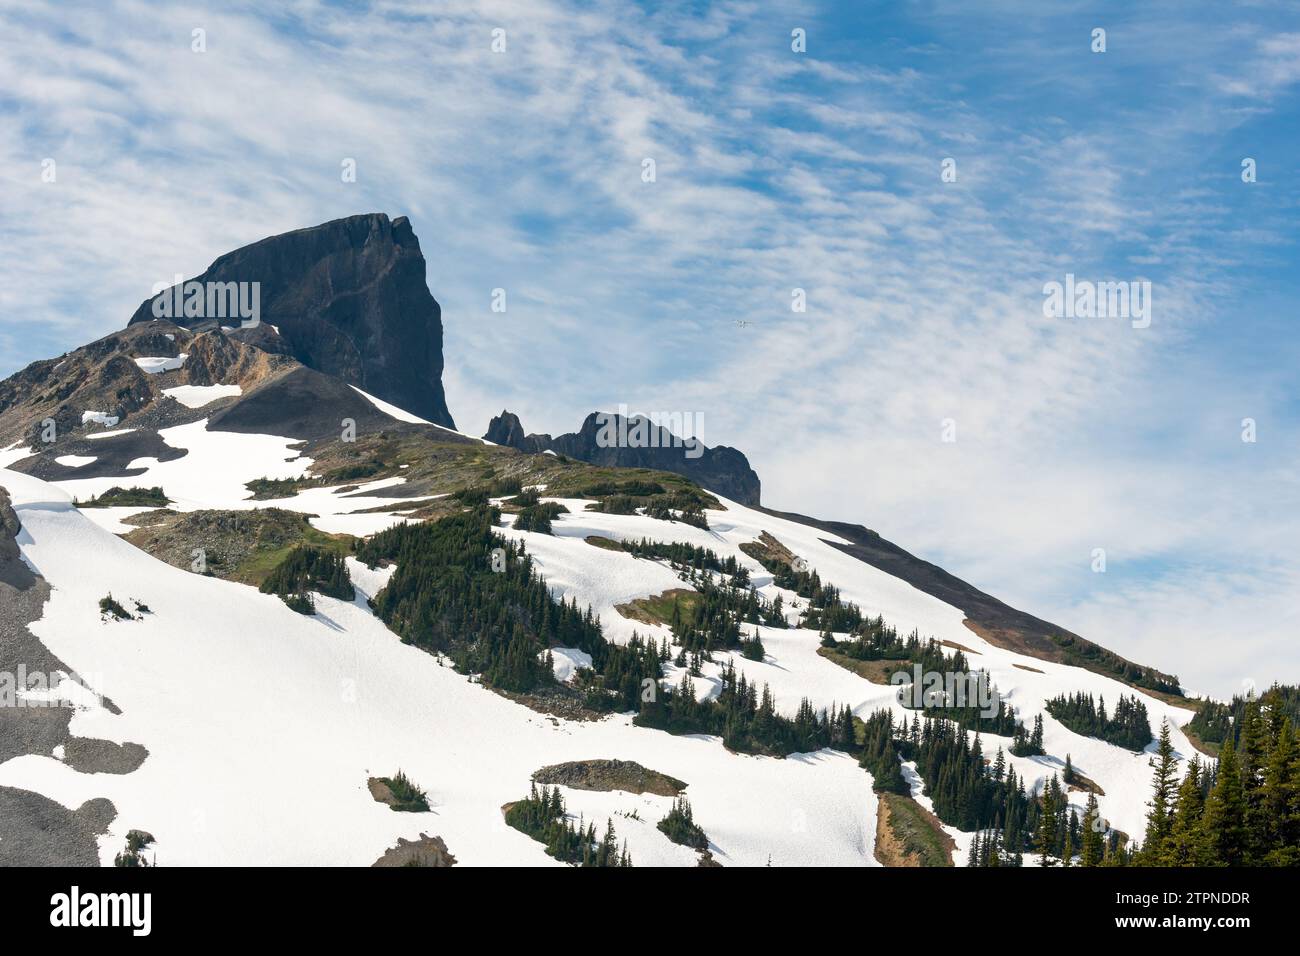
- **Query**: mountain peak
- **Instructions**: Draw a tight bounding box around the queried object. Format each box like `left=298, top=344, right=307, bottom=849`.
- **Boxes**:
left=127, top=213, right=455, bottom=429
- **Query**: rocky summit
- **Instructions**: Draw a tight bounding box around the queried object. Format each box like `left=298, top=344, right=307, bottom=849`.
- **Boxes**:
left=127, top=213, right=455, bottom=429
left=485, top=409, right=762, bottom=506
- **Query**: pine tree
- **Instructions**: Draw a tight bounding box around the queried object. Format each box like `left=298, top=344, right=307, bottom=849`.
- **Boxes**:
left=1201, top=736, right=1248, bottom=866
left=1139, top=719, right=1178, bottom=863
left=1080, top=794, right=1104, bottom=866
left=1166, top=755, right=1208, bottom=866
left=1262, top=718, right=1299, bottom=866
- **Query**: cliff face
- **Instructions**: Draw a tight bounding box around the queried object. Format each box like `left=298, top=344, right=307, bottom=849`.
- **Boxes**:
left=128, top=214, right=455, bottom=429
left=485, top=409, right=763, bottom=506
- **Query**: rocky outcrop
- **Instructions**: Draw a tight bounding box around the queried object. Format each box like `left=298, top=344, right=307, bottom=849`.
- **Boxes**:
left=484, top=410, right=762, bottom=506
left=0, top=487, right=19, bottom=564
left=0, top=322, right=297, bottom=450
left=127, top=213, right=455, bottom=429
left=371, top=833, right=456, bottom=867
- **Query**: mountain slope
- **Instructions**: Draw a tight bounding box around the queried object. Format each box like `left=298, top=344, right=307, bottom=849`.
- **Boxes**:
left=0, top=214, right=1213, bottom=868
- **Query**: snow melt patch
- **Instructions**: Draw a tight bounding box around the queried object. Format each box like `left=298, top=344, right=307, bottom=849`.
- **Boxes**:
left=54, top=455, right=96, bottom=468
left=1, top=443, right=30, bottom=469
left=549, top=647, right=593, bottom=682
left=162, top=384, right=242, bottom=408
left=48, top=418, right=310, bottom=513
left=81, top=412, right=120, bottom=427
left=134, top=353, right=188, bottom=374
left=350, top=386, right=492, bottom=444
left=85, top=429, right=136, bottom=441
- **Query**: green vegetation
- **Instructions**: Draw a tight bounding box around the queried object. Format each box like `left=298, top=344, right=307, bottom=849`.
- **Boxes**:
left=98, top=593, right=133, bottom=621
left=879, top=792, right=953, bottom=867
left=76, top=486, right=169, bottom=508
left=657, top=796, right=708, bottom=851
left=113, top=830, right=155, bottom=868
left=1045, top=631, right=1182, bottom=697
left=357, top=507, right=604, bottom=693
left=322, top=459, right=386, bottom=483
left=377, top=770, right=430, bottom=812
left=244, top=476, right=314, bottom=500
left=1186, top=683, right=1300, bottom=752
left=259, top=545, right=355, bottom=612
left=642, top=493, right=709, bottom=529
left=1045, top=691, right=1153, bottom=752
left=587, top=494, right=641, bottom=515
left=513, top=501, right=568, bottom=534
left=504, top=784, right=631, bottom=866
left=619, top=537, right=750, bottom=584
left=636, top=661, right=857, bottom=757
left=578, top=479, right=665, bottom=497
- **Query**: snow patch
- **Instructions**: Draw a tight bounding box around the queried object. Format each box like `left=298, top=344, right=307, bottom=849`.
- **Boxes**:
left=549, top=647, right=593, bottom=682
left=162, top=384, right=242, bottom=408
left=134, top=353, right=188, bottom=374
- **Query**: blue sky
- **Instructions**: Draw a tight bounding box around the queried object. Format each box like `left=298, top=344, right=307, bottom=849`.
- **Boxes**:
left=0, top=0, right=1297, bottom=696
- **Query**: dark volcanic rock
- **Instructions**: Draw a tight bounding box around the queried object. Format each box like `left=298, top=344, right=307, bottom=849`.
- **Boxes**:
left=207, top=365, right=475, bottom=446
left=484, top=410, right=762, bottom=506
left=0, top=487, right=20, bottom=564
left=127, top=213, right=455, bottom=429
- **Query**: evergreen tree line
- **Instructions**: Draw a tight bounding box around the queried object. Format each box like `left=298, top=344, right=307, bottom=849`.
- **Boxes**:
left=620, top=537, right=751, bottom=585
left=634, top=660, right=857, bottom=757
left=504, top=784, right=632, bottom=867
left=1186, top=683, right=1300, bottom=750
left=260, top=545, right=355, bottom=612
left=657, top=796, right=709, bottom=850
left=668, top=570, right=787, bottom=653
left=512, top=501, right=568, bottom=534
left=356, top=508, right=604, bottom=693
left=824, top=621, right=964, bottom=672
left=1010, top=714, right=1046, bottom=757
left=641, top=494, right=710, bottom=529
left=1045, top=690, right=1153, bottom=752
left=1130, top=705, right=1300, bottom=867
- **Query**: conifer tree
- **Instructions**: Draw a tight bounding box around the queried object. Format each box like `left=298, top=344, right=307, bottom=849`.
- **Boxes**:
left=1201, top=736, right=1248, bottom=866
left=1080, top=794, right=1104, bottom=866
left=1139, top=720, right=1178, bottom=863
left=1166, top=755, right=1208, bottom=866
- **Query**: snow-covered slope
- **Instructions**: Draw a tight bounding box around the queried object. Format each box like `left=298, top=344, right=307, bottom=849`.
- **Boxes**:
left=0, top=410, right=1203, bottom=866
left=0, top=467, right=874, bottom=866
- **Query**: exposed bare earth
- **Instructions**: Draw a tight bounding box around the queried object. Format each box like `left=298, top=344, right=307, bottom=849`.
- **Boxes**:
left=873, top=792, right=955, bottom=867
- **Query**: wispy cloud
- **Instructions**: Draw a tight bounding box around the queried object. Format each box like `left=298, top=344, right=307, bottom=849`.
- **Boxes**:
left=0, top=0, right=1296, bottom=696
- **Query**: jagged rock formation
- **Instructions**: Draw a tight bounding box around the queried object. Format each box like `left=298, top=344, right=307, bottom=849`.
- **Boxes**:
left=0, top=487, right=20, bottom=565
left=0, top=321, right=296, bottom=450
left=127, top=213, right=455, bottom=429
left=484, top=410, right=762, bottom=506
